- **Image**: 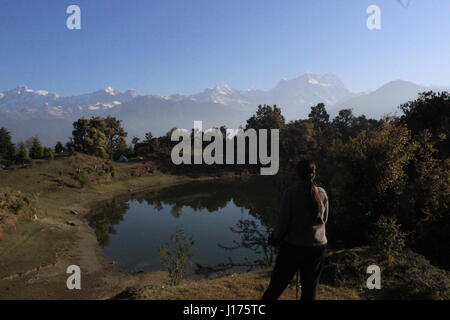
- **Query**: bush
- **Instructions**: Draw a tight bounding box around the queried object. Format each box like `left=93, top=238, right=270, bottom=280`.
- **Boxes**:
left=322, top=247, right=450, bottom=300
left=372, top=216, right=406, bottom=261
left=16, top=143, right=31, bottom=164
left=76, top=169, right=90, bottom=188
left=0, top=189, right=32, bottom=215
left=43, top=147, right=54, bottom=160
left=158, top=226, right=195, bottom=286
left=29, top=136, right=44, bottom=159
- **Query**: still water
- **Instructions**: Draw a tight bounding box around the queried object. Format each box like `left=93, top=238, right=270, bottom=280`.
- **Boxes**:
left=88, top=178, right=280, bottom=276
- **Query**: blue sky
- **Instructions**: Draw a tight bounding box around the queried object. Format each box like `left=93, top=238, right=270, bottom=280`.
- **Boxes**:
left=0, top=0, right=449, bottom=96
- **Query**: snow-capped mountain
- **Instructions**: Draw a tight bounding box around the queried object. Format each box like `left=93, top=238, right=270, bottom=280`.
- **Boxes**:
left=0, top=86, right=60, bottom=111
left=0, top=86, right=140, bottom=118
left=185, top=73, right=354, bottom=119
left=0, top=73, right=444, bottom=145
left=188, top=83, right=250, bottom=107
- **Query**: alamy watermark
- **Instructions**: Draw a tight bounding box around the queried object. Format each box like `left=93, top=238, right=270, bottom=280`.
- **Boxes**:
left=66, top=5, right=81, bottom=30
left=170, top=121, right=279, bottom=175
left=66, top=265, right=81, bottom=290
left=366, top=265, right=381, bottom=289
left=367, top=5, right=382, bottom=30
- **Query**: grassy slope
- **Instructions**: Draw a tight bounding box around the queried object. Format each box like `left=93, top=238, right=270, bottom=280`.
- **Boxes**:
left=131, top=268, right=360, bottom=300
left=128, top=247, right=449, bottom=300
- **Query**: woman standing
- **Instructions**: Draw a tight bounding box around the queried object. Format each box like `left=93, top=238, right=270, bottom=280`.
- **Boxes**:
left=262, top=160, right=329, bottom=300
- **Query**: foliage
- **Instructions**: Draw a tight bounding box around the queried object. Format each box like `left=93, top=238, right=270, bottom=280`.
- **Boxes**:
left=75, top=169, right=90, bottom=188
left=158, top=226, right=195, bottom=286
left=16, top=142, right=31, bottom=164
left=372, top=216, right=406, bottom=260
left=43, top=147, right=54, bottom=160
left=54, top=141, right=65, bottom=153
left=29, top=136, right=44, bottom=159
left=329, top=122, right=414, bottom=246
left=245, top=104, right=285, bottom=130
left=70, top=116, right=127, bottom=159
left=308, top=103, right=330, bottom=128
left=400, top=91, right=449, bottom=157
left=0, top=189, right=32, bottom=215
left=0, top=127, right=16, bottom=163
left=322, top=247, right=449, bottom=300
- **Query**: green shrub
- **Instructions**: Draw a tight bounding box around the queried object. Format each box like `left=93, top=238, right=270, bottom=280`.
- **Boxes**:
left=158, top=226, right=195, bottom=286
left=372, top=216, right=406, bottom=261
left=43, top=147, right=54, bottom=160
left=76, top=169, right=90, bottom=188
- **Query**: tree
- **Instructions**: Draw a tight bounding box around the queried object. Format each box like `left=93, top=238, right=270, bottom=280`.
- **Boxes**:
left=0, top=127, right=16, bottom=163
left=16, top=142, right=31, bottom=164
left=246, top=105, right=285, bottom=130
left=308, top=103, right=330, bottom=129
left=331, top=121, right=415, bottom=246
left=400, top=91, right=449, bottom=157
left=71, top=116, right=127, bottom=159
left=332, top=109, right=355, bottom=142
left=43, top=147, right=54, bottom=160
left=158, top=226, right=195, bottom=286
left=144, top=132, right=154, bottom=143
left=372, top=216, right=406, bottom=261
left=29, top=136, right=44, bottom=159
left=131, top=136, right=140, bottom=146
left=54, top=141, right=65, bottom=153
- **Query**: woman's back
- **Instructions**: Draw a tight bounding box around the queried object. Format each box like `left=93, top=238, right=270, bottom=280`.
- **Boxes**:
left=273, top=181, right=329, bottom=247
left=263, top=160, right=328, bottom=300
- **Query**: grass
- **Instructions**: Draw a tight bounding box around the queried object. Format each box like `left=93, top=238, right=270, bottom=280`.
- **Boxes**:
left=118, top=247, right=449, bottom=301
left=130, top=268, right=360, bottom=300
left=0, top=223, right=65, bottom=279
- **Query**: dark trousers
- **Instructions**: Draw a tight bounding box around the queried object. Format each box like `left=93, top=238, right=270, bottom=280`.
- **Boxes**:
left=262, top=242, right=326, bottom=300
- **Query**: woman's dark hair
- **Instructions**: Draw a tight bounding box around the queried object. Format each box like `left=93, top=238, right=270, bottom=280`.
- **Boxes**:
left=296, top=160, right=323, bottom=219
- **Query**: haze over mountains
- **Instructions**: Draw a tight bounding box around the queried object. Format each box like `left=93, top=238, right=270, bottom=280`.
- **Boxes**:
left=0, top=73, right=445, bottom=145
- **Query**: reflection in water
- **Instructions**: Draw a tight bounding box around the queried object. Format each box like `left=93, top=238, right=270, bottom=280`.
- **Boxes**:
left=89, top=200, right=130, bottom=247
left=195, top=219, right=277, bottom=278
left=88, top=177, right=280, bottom=276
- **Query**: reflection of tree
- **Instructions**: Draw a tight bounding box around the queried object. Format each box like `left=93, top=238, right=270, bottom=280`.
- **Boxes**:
left=170, top=204, right=183, bottom=218
left=88, top=200, right=130, bottom=247
left=195, top=219, right=277, bottom=278
left=88, top=177, right=281, bottom=261
left=134, top=177, right=280, bottom=226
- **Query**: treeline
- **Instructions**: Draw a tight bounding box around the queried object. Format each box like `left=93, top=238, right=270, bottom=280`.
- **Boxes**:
left=0, top=132, right=58, bottom=165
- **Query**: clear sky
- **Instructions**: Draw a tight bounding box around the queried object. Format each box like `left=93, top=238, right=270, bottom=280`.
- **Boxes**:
left=0, top=0, right=449, bottom=96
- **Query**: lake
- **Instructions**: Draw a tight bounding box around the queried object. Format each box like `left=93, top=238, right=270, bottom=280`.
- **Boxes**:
left=88, top=177, right=280, bottom=277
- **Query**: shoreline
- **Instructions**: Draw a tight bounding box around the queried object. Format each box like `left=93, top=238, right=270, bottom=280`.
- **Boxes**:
left=0, top=157, right=230, bottom=299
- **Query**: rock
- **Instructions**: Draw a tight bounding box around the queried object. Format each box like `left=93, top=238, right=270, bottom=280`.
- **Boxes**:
left=66, top=221, right=76, bottom=226
left=32, top=214, right=38, bottom=221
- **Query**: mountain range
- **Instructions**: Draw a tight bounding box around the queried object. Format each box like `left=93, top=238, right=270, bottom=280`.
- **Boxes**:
left=0, top=73, right=446, bottom=145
